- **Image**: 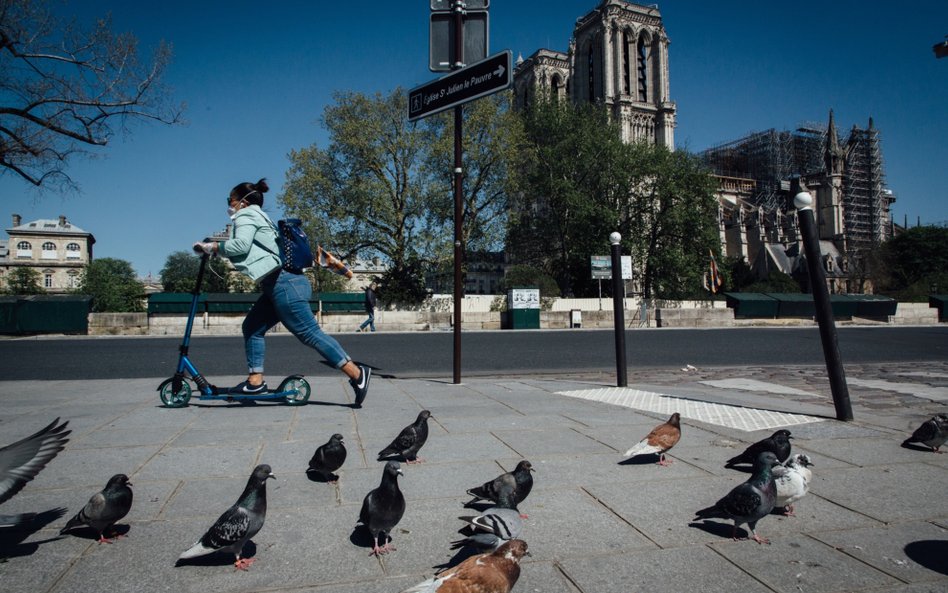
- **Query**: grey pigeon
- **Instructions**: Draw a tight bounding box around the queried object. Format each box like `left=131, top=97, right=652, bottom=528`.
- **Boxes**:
left=725, top=429, right=793, bottom=468
left=773, top=453, right=813, bottom=516
left=399, top=539, right=528, bottom=593
left=451, top=490, right=523, bottom=551
left=465, top=460, right=534, bottom=510
left=358, top=461, right=405, bottom=556
left=60, top=474, right=133, bottom=543
left=378, top=410, right=432, bottom=464
left=0, top=418, right=70, bottom=505
left=178, top=464, right=274, bottom=570
left=902, top=413, right=948, bottom=453
left=308, top=433, right=346, bottom=482
left=695, top=451, right=781, bottom=544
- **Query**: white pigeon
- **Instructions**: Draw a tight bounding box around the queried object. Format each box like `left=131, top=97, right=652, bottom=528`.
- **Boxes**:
left=773, top=453, right=813, bottom=516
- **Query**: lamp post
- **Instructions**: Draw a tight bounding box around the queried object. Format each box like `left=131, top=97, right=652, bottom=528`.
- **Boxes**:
left=794, top=191, right=853, bottom=421
left=610, top=232, right=628, bottom=387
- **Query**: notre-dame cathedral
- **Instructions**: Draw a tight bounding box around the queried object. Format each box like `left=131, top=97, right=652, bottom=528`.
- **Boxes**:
left=513, top=0, right=895, bottom=293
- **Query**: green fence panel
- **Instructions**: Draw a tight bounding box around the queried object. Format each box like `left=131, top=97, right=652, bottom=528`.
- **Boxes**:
left=205, top=293, right=260, bottom=313
left=148, top=293, right=203, bottom=314
left=847, top=294, right=898, bottom=317
left=930, top=295, right=948, bottom=322
left=0, top=296, right=18, bottom=333
left=723, top=292, right=779, bottom=318
left=767, top=293, right=815, bottom=317
left=15, top=295, right=92, bottom=333
left=316, top=292, right=365, bottom=313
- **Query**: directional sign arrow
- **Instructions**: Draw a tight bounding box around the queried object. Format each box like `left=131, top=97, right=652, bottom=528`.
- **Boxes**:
left=408, top=50, right=512, bottom=121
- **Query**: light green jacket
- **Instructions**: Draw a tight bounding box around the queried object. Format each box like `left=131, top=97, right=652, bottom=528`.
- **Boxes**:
left=217, top=205, right=281, bottom=282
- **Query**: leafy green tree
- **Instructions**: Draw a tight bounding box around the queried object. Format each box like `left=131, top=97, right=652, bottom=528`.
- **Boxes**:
left=743, top=270, right=801, bottom=293
left=509, top=99, right=719, bottom=299
left=508, top=99, right=625, bottom=296
left=281, top=88, right=433, bottom=284
left=2, top=267, right=44, bottom=294
left=377, top=257, right=428, bottom=307
left=501, top=265, right=560, bottom=299
left=159, top=251, right=230, bottom=293
left=878, top=225, right=948, bottom=298
left=424, top=91, right=527, bottom=260
left=77, top=258, right=145, bottom=312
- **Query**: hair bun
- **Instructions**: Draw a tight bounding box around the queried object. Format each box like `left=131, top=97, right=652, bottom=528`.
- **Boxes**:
left=254, top=178, right=269, bottom=194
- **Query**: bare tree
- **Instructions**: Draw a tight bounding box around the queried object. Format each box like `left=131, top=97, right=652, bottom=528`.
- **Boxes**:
left=0, top=0, right=184, bottom=190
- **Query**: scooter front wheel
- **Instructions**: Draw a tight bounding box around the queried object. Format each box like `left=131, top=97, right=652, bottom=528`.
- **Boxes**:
left=280, top=376, right=310, bottom=406
left=158, top=377, right=192, bottom=408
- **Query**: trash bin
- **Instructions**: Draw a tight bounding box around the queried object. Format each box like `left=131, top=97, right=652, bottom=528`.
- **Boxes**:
left=503, top=287, right=540, bottom=329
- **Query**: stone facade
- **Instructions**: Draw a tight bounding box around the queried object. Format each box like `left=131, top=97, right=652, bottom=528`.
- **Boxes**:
left=1, top=214, right=95, bottom=293
left=514, top=0, right=676, bottom=149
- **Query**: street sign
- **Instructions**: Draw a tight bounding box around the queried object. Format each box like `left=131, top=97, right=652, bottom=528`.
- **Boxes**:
left=408, top=50, right=512, bottom=121
left=431, top=0, right=488, bottom=10
left=429, top=11, right=488, bottom=72
left=590, top=255, right=633, bottom=280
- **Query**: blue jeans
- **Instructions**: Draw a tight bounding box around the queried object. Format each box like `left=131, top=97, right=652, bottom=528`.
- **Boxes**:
left=359, top=311, right=376, bottom=332
left=242, top=270, right=351, bottom=373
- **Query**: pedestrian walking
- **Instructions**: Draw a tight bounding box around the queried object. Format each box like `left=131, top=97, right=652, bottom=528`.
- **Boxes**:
left=359, top=282, right=378, bottom=333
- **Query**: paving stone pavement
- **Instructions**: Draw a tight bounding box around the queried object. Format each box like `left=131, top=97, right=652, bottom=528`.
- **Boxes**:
left=0, top=361, right=946, bottom=593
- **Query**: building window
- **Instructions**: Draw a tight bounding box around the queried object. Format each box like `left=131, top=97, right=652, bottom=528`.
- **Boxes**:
left=66, top=242, right=82, bottom=259
left=637, top=36, right=649, bottom=101
left=68, top=271, right=80, bottom=289
left=550, top=74, right=564, bottom=101
left=622, top=30, right=632, bottom=95
left=42, top=241, right=57, bottom=259
left=44, top=272, right=54, bottom=289
left=16, top=241, right=32, bottom=258
left=587, top=44, right=596, bottom=102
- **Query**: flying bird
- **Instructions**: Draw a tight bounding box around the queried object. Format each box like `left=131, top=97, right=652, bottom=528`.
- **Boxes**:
left=0, top=418, right=70, bottom=505
left=773, top=453, right=814, bottom=516
left=464, top=460, right=534, bottom=512
left=308, top=433, right=347, bottom=482
left=358, top=461, right=405, bottom=556
left=178, top=464, right=274, bottom=570
left=725, top=429, right=793, bottom=468
left=378, top=410, right=432, bottom=464
left=451, top=490, right=523, bottom=551
left=399, top=539, right=529, bottom=593
left=902, top=414, right=948, bottom=453
left=623, top=412, right=681, bottom=466
left=60, top=474, right=133, bottom=543
left=695, top=451, right=781, bottom=544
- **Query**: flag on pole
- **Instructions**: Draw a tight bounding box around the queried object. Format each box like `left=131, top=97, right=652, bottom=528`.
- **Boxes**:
left=707, top=250, right=722, bottom=294
left=316, top=246, right=353, bottom=279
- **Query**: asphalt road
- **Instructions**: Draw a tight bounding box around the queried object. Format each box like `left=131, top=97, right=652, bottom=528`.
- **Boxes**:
left=1, top=325, right=946, bottom=381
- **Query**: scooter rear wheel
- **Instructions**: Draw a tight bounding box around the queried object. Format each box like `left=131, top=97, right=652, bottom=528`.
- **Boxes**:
left=280, top=376, right=310, bottom=406
left=158, top=377, right=192, bottom=408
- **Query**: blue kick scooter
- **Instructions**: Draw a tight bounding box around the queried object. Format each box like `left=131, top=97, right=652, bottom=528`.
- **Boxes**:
left=157, top=252, right=311, bottom=407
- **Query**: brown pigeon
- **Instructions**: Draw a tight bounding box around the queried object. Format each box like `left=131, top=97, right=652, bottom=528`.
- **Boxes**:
left=623, top=412, right=681, bottom=466
left=398, top=539, right=528, bottom=593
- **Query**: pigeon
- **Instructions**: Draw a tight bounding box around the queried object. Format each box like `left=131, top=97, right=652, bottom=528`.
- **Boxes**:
left=773, top=453, right=814, bottom=516
left=378, top=410, right=432, bottom=464
left=308, top=433, right=347, bottom=482
left=902, top=413, right=948, bottom=453
left=178, top=464, right=274, bottom=570
left=464, top=460, right=535, bottom=511
left=695, top=451, right=781, bottom=544
left=358, top=460, right=405, bottom=556
left=623, top=412, right=681, bottom=466
left=60, top=474, right=133, bottom=543
left=451, top=490, right=523, bottom=551
left=725, top=429, right=793, bottom=468
left=399, top=539, right=528, bottom=593
left=0, top=417, right=70, bottom=505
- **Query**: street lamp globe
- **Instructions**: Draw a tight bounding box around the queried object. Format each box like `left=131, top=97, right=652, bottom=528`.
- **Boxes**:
left=793, top=192, right=813, bottom=210
left=609, top=231, right=622, bottom=245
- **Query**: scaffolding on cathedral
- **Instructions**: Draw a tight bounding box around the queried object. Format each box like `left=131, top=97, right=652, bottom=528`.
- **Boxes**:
left=701, top=119, right=893, bottom=250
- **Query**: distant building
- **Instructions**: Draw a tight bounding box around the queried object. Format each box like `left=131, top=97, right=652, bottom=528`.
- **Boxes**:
left=513, top=0, right=676, bottom=149
left=703, top=112, right=896, bottom=293
left=1, top=214, right=95, bottom=293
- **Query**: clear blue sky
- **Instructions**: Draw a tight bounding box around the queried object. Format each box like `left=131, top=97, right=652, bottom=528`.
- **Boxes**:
left=3, top=1, right=946, bottom=278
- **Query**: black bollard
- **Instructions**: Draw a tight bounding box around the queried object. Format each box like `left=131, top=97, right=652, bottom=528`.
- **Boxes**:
left=610, top=232, right=628, bottom=387
left=794, top=192, right=853, bottom=421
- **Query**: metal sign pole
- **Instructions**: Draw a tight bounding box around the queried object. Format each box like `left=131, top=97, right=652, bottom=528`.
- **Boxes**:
left=452, top=0, right=464, bottom=385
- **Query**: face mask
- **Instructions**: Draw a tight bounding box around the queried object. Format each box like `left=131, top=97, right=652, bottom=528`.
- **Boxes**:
left=227, top=205, right=238, bottom=217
